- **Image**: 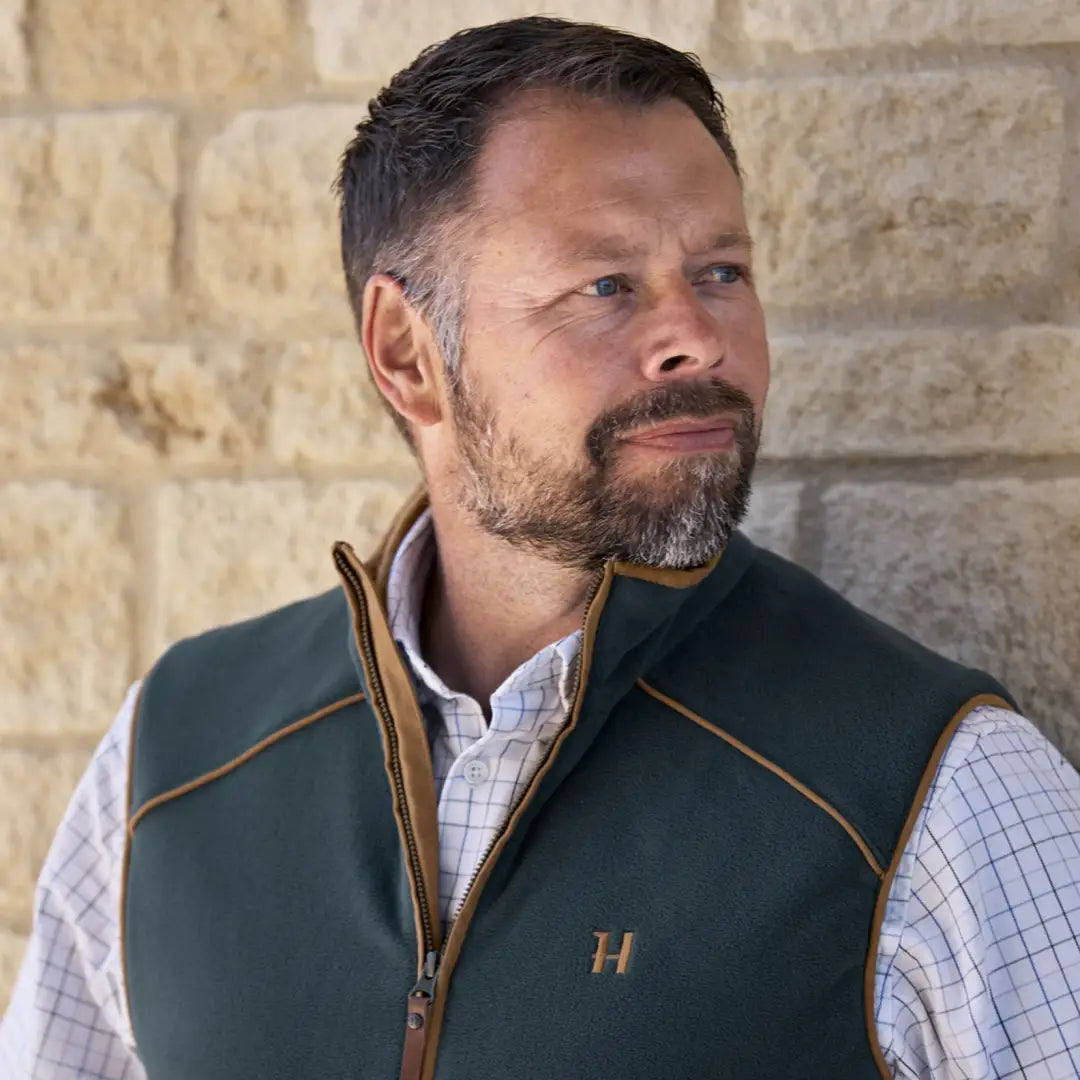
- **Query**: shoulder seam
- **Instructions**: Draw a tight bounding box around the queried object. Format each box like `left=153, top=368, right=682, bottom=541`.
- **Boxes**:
left=127, top=692, right=366, bottom=836
left=636, top=677, right=884, bottom=878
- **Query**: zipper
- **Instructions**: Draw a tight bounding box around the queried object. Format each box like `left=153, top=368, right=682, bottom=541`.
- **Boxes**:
left=400, top=949, right=441, bottom=1080
left=407, top=568, right=604, bottom=1080
left=333, top=547, right=440, bottom=1080
left=338, top=542, right=605, bottom=1080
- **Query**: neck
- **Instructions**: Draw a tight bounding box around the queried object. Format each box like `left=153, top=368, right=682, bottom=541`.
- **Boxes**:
left=418, top=494, right=597, bottom=712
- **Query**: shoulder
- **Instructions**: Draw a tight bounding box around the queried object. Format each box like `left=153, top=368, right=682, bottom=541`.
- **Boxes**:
left=132, top=586, right=362, bottom=812
left=668, top=538, right=1017, bottom=865
left=882, top=703, right=1079, bottom=922
left=881, top=703, right=1080, bottom=938
left=720, top=538, right=1010, bottom=697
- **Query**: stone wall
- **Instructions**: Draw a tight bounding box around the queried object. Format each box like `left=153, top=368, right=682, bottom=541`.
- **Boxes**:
left=1, top=0, right=1078, bottom=1006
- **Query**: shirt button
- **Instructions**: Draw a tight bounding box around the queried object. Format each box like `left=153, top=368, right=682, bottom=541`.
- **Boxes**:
left=463, top=759, right=490, bottom=786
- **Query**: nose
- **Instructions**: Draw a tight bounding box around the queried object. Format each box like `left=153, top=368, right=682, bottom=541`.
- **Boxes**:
left=638, top=279, right=728, bottom=382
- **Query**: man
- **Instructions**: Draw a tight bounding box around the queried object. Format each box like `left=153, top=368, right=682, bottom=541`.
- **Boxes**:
left=2, top=15, right=1079, bottom=1080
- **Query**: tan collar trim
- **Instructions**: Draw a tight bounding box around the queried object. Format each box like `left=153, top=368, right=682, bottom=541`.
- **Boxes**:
left=611, top=552, right=722, bottom=588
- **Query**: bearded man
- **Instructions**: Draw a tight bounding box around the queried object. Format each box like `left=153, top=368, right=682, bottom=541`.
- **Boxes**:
left=3, top=16, right=1080, bottom=1080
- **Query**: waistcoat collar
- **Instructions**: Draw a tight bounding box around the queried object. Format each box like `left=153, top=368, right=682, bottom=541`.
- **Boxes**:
left=341, top=481, right=757, bottom=696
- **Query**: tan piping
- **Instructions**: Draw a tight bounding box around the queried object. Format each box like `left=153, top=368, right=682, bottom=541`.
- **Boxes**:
left=636, top=678, right=885, bottom=879
left=862, top=692, right=1014, bottom=1079
left=127, top=692, right=366, bottom=836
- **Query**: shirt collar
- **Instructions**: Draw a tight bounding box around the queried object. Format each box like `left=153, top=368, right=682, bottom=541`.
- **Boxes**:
left=384, top=507, right=583, bottom=713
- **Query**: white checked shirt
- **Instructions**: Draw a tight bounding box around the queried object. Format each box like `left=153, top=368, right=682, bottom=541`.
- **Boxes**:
left=3, top=509, right=1080, bottom=1078
left=386, top=509, right=585, bottom=921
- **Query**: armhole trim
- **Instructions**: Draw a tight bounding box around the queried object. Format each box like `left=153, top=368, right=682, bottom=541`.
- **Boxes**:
left=119, top=680, right=145, bottom=1047
left=862, top=692, right=1014, bottom=1079
left=126, top=691, right=366, bottom=837
left=636, top=677, right=885, bottom=878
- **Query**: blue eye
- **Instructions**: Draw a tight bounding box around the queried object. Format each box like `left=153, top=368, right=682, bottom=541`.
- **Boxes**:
left=706, top=264, right=744, bottom=284
left=588, top=276, right=622, bottom=297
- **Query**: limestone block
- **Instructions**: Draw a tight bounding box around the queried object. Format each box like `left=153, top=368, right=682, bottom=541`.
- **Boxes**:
left=821, top=480, right=1080, bottom=761
left=0, top=747, right=93, bottom=920
left=265, top=338, right=420, bottom=472
left=762, top=326, right=1080, bottom=458
left=743, top=0, right=1080, bottom=50
left=724, top=69, right=1062, bottom=309
left=740, top=481, right=802, bottom=560
left=0, top=338, right=425, bottom=471
left=194, top=107, right=357, bottom=334
left=0, top=927, right=27, bottom=1010
left=0, top=484, right=136, bottom=735
left=157, top=478, right=417, bottom=645
left=0, top=0, right=26, bottom=94
left=308, top=0, right=718, bottom=85
left=89, top=343, right=266, bottom=464
left=0, top=112, right=177, bottom=323
left=0, top=342, right=266, bottom=468
left=37, top=0, right=292, bottom=102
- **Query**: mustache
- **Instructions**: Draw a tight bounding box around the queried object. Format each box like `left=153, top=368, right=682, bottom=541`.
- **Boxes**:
left=586, top=380, right=757, bottom=466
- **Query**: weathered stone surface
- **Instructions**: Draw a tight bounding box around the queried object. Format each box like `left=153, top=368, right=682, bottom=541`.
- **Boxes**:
left=0, top=112, right=177, bottom=323
left=266, top=338, right=420, bottom=471
left=820, top=480, right=1080, bottom=761
left=37, top=0, right=291, bottom=102
left=0, top=926, right=27, bottom=1010
left=0, top=0, right=26, bottom=95
left=0, top=339, right=427, bottom=471
left=195, top=107, right=356, bottom=334
left=724, top=69, right=1062, bottom=309
left=743, top=0, right=1080, bottom=50
left=0, top=343, right=264, bottom=468
left=762, top=326, right=1080, bottom=459
left=307, top=0, right=717, bottom=85
left=157, top=478, right=417, bottom=645
left=0, top=484, right=136, bottom=735
left=741, top=481, right=802, bottom=560
left=0, top=747, right=93, bottom=921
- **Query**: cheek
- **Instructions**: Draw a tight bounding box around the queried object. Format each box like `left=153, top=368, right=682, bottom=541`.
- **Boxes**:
left=729, top=305, right=771, bottom=408
left=513, top=373, right=606, bottom=458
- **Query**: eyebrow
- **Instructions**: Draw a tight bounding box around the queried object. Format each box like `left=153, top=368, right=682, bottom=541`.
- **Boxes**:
left=559, top=230, right=755, bottom=266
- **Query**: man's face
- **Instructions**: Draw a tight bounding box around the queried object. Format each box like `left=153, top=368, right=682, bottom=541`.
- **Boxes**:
left=434, top=92, right=770, bottom=573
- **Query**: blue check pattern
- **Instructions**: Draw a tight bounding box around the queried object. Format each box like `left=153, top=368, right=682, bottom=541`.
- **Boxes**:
left=3, top=510, right=1080, bottom=1078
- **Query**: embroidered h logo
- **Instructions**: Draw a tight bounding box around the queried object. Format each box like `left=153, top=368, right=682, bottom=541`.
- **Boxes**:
left=591, top=930, right=634, bottom=974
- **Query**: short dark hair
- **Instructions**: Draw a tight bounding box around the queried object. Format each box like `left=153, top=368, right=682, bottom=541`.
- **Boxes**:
left=335, top=15, right=740, bottom=449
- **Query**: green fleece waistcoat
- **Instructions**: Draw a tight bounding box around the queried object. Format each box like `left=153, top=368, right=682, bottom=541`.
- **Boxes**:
left=124, top=498, right=1015, bottom=1080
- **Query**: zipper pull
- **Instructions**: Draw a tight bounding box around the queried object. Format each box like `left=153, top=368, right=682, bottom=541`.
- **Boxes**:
left=399, top=950, right=440, bottom=1080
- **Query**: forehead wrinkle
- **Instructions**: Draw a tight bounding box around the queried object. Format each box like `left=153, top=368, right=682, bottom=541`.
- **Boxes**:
left=552, top=228, right=755, bottom=270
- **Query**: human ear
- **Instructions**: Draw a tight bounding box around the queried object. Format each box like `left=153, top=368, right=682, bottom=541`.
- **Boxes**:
left=361, top=273, right=444, bottom=431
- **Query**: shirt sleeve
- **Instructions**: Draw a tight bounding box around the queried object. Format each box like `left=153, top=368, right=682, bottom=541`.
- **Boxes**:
left=0, top=683, right=146, bottom=1080
left=875, top=705, right=1080, bottom=1080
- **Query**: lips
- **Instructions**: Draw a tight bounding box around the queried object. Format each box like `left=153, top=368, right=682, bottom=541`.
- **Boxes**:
left=624, top=417, right=737, bottom=442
